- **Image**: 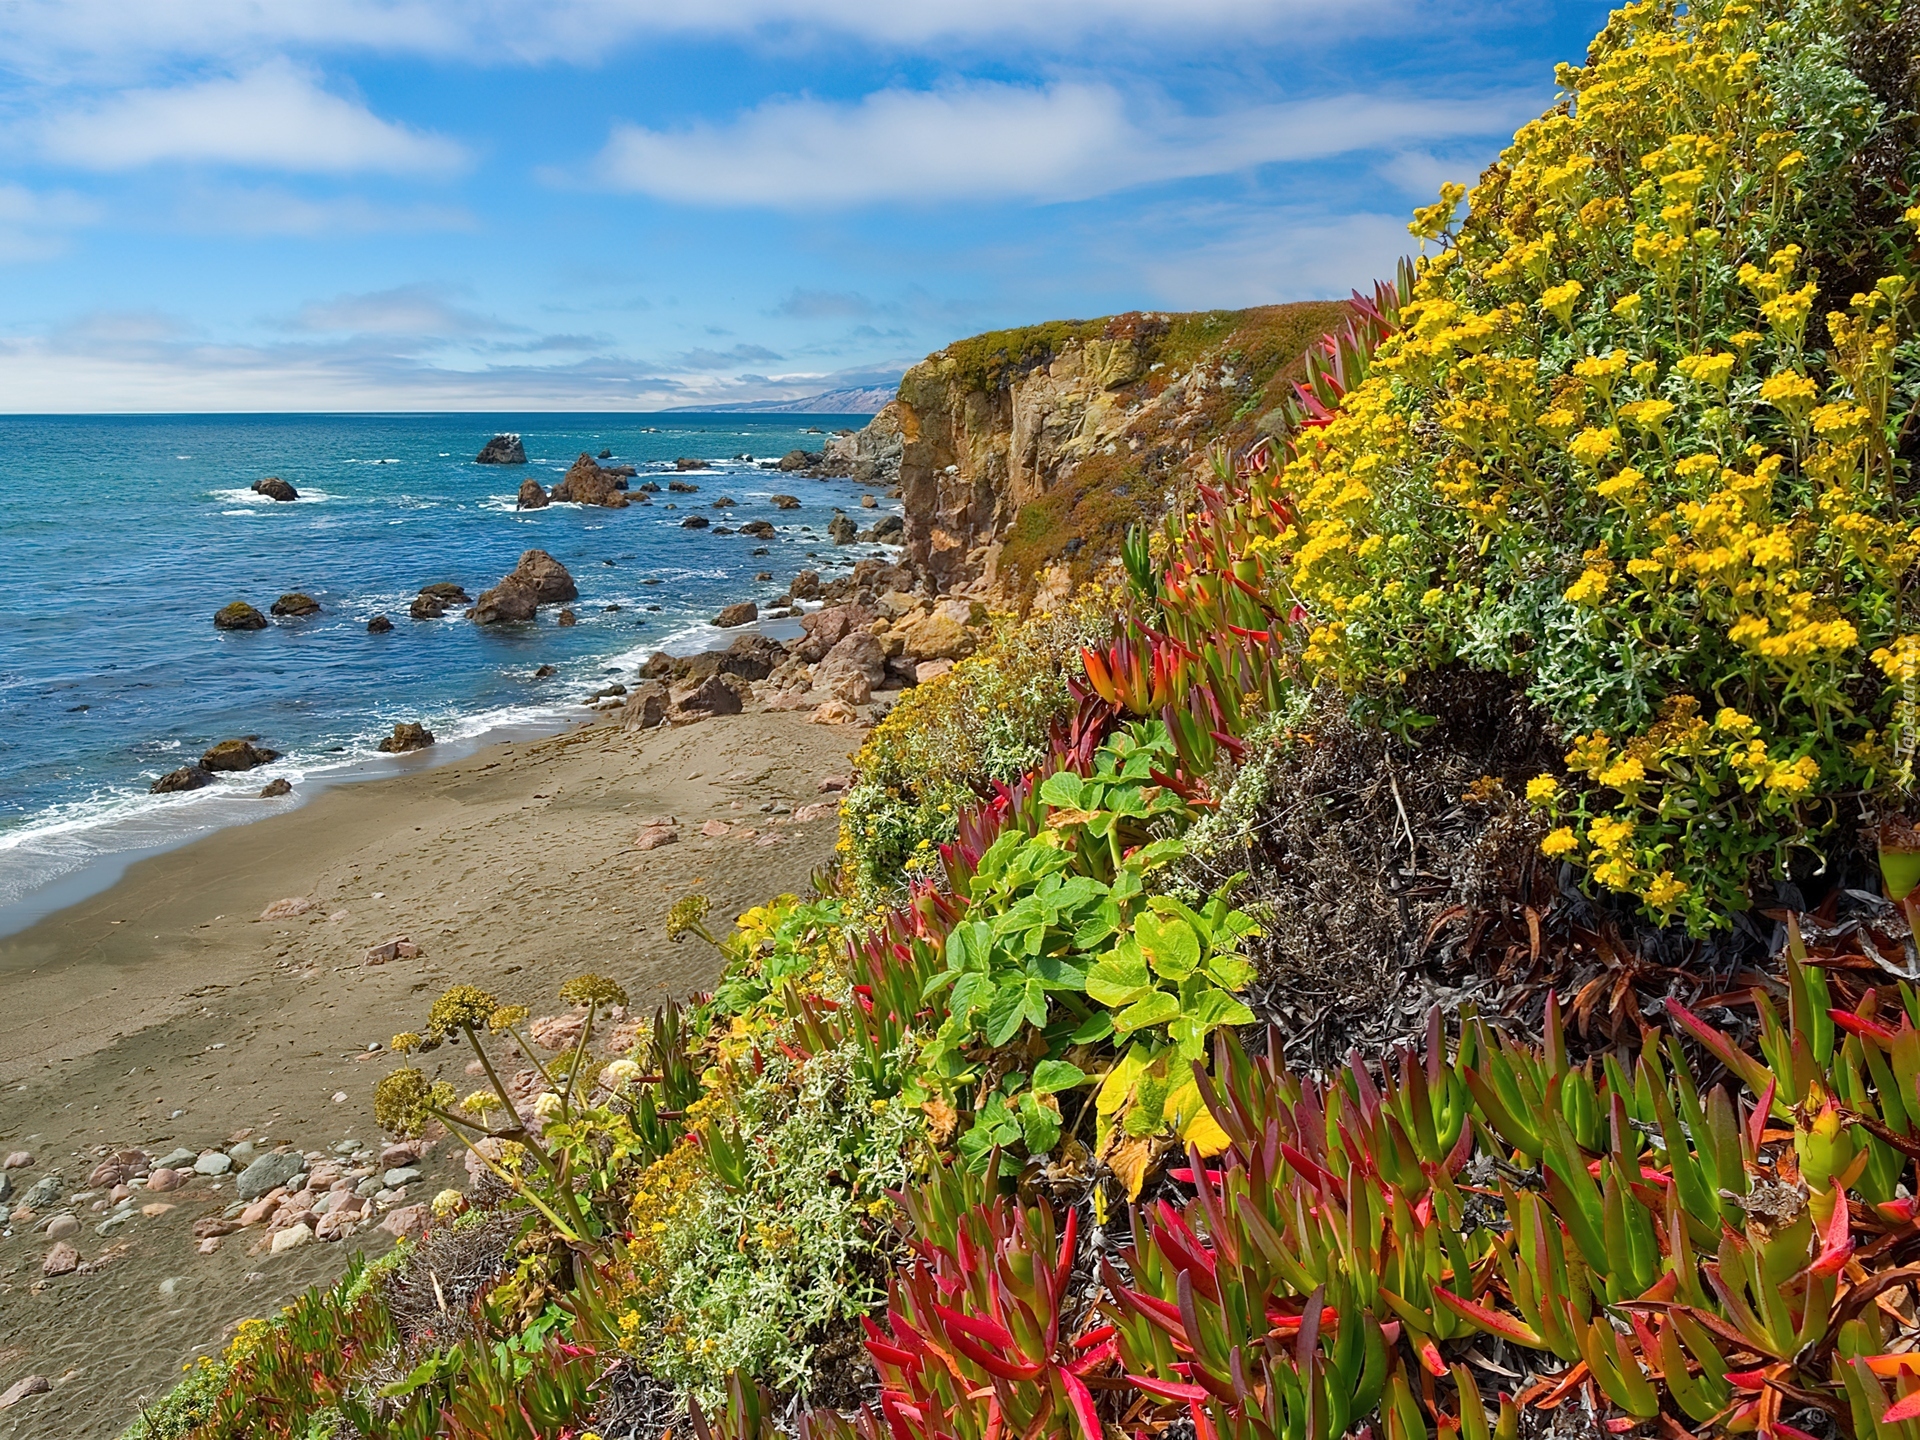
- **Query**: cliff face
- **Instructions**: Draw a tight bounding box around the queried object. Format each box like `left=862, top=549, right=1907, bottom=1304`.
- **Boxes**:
left=872, top=303, right=1347, bottom=607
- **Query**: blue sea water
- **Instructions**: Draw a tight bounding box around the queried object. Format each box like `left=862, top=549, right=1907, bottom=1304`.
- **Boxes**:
left=0, top=412, right=895, bottom=928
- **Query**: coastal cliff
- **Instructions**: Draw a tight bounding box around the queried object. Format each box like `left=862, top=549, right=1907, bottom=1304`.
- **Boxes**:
left=847, top=302, right=1348, bottom=606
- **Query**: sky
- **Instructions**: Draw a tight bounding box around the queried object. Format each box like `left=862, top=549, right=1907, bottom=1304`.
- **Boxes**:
left=0, top=1, right=1617, bottom=412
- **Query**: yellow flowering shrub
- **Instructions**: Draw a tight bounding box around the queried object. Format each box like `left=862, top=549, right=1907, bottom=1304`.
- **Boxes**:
left=1263, top=0, right=1920, bottom=930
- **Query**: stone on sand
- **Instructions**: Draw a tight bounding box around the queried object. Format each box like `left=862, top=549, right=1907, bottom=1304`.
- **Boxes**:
left=42, top=1242, right=79, bottom=1276
left=236, top=1151, right=306, bottom=1201
left=260, top=896, right=315, bottom=920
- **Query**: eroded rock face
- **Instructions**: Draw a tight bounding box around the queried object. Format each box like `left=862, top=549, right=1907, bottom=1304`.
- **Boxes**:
left=476, top=433, right=527, bottom=465
left=517, top=478, right=550, bottom=509
left=551, top=454, right=628, bottom=508
left=252, top=477, right=298, bottom=502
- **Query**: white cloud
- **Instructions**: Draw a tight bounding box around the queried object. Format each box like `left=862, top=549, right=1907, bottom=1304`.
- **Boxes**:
left=0, top=183, right=97, bottom=261
left=38, top=60, right=468, bottom=175
left=0, top=0, right=1392, bottom=72
left=591, top=81, right=1543, bottom=207
left=285, top=284, right=502, bottom=335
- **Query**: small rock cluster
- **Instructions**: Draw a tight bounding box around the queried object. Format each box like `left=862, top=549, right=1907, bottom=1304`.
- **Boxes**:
left=1, top=1134, right=436, bottom=1283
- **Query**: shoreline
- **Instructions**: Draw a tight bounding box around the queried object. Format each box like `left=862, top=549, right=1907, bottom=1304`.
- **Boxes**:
left=0, top=703, right=864, bottom=1438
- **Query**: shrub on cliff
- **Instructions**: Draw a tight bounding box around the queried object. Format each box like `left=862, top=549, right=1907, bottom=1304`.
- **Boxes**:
left=1265, top=0, right=1920, bottom=931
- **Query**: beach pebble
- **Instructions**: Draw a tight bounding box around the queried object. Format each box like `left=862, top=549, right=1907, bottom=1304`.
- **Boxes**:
left=24, top=1176, right=61, bottom=1209
left=142, top=1202, right=175, bottom=1218
left=155, top=1147, right=197, bottom=1170
left=700, top=819, right=732, bottom=838
left=239, top=1194, right=280, bottom=1226
left=528, top=1014, right=585, bottom=1051
left=88, top=1159, right=125, bottom=1188
left=4, top=1151, right=34, bottom=1170
left=228, top=1141, right=257, bottom=1163
left=634, top=824, right=678, bottom=851
left=0, top=1376, right=51, bottom=1409
left=379, top=1204, right=429, bottom=1240
left=808, top=700, right=862, bottom=726
left=361, top=937, right=419, bottom=966
left=236, top=1151, right=306, bottom=1201
left=44, top=1213, right=80, bottom=1240
left=270, top=1222, right=313, bottom=1254
left=384, top=1166, right=423, bottom=1188
left=145, top=1168, right=183, bottom=1193
left=194, top=1152, right=232, bottom=1176
left=381, top=1140, right=426, bottom=1167
left=332, top=1090, right=349, bottom=1103
left=197, top=1236, right=222, bottom=1255
left=193, top=1216, right=242, bottom=1239
left=42, top=1242, right=80, bottom=1276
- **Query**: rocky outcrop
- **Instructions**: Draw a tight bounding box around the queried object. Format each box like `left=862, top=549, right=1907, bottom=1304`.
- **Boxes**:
left=151, top=765, right=211, bottom=794
left=214, top=601, right=268, bottom=630
left=794, top=602, right=880, bottom=663
left=377, top=722, right=435, bottom=753
left=827, top=515, right=858, bottom=544
left=476, top=434, right=527, bottom=465
left=202, top=738, right=279, bottom=771
left=620, top=683, right=670, bottom=731
left=551, top=455, right=628, bottom=508
left=472, top=551, right=576, bottom=625
left=517, top=479, right=549, bottom=509
left=712, top=601, right=757, bottom=628
left=252, top=477, right=298, bottom=502
left=874, top=302, right=1345, bottom=606
left=681, top=515, right=709, bottom=530
left=677, top=674, right=743, bottom=717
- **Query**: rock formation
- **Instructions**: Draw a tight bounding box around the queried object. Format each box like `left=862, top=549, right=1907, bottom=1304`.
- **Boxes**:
left=251, top=477, right=298, bottom=502
left=377, top=723, right=435, bottom=753
left=201, top=739, right=279, bottom=772
left=517, top=479, right=550, bottom=509
left=214, top=601, right=268, bottom=630
left=712, top=601, right=758, bottom=628
left=476, top=434, right=527, bottom=465
left=270, top=593, right=320, bottom=617
left=551, top=454, right=629, bottom=508
left=472, top=550, right=577, bottom=625
left=367, top=614, right=394, bottom=633
left=151, top=765, right=211, bottom=794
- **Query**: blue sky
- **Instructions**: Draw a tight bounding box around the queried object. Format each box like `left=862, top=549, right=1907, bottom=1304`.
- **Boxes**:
left=0, top=1, right=1615, bottom=411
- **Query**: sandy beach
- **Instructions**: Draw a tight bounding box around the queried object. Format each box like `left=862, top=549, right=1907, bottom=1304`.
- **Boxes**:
left=0, top=705, right=865, bottom=1439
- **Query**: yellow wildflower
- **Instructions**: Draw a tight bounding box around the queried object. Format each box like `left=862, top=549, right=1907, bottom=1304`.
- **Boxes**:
left=1565, top=567, right=1611, bottom=605
left=1526, top=775, right=1560, bottom=805
left=1541, top=827, right=1579, bottom=858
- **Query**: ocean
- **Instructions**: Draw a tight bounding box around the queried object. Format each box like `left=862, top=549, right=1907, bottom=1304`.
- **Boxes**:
left=0, top=412, right=894, bottom=932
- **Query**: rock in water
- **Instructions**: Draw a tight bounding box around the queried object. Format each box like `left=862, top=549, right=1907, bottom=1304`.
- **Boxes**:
left=418, top=582, right=470, bottom=604
left=366, top=614, right=394, bottom=633
left=681, top=515, right=709, bottom=530
left=550, top=454, right=628, bottom=508
left=270, top=592, right=320, bottom=617
left=151, top=765, right=211, bottom=794
left=410, top=593, right=449, bottom=620
left=214, top=601, right=268, bottom=630
left=258, top=778, right=293, bottom=798
left=770, top=493, right=801, bottom=509
left=251, top=477, right=298, bottom=501
left=712, top=601, right=758, bottom=628
left=516, top=478, right=549, bottom=509
left=377, top=722, right=435, bottom=753
left=738, top=519, right=776, bottom=539
left=861, top=515, right=905, bottom=543
left=475, top=433, right=527, bottom=465
left=202, top=738, right=279, bottom=771
left=827, top=514, right=858, bottom=544
left=557, top=609, right=577, bottom=627
left=472, top=549, right=576, bottom=624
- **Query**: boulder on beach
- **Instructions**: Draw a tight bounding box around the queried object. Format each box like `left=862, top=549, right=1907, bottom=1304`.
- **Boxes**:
left=270, top=592, right=320, bottom=617
left=789, top=570, right=821, bottom=601
left=366, top=614, right=394, bottom=633
left=378, top=722, right=435, bottom=753
left=202, top=738, right=279, bottom=772
left=251, top=477, right=298, bottom=502
left=893, top=606, right=977, bottom=661
left=677, top=674, right=743, bottom=717
left=862, top=515, right=905, bottom=543
left=516, top=478, right=549, bottom=509
left=214, top=601, right=268, bottom=631
left=621, top=682, right=671, bottom=731
left=475, top=434, right=527, bottom=465
left=259, top=778, right=293, bottom=798
left=712, top=601, right=758, bottom=628
left=794, top=602, right=880, bottom=662
left=551, top=454, right=629, bottom=508
left=814, top=632, right=888, bottom=693
left=473, top=550, right=576, bottom=624
left=151, top=765, right=211, bottom=794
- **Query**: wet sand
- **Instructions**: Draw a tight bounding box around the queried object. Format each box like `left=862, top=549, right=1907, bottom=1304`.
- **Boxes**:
left=0, top=706, right=865, bottom=1438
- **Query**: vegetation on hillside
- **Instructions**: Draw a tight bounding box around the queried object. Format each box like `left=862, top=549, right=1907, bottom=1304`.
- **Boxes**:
left=127, top=1, right=1920, bottom=1436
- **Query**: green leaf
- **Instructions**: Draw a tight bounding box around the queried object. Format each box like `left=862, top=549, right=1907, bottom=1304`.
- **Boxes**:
left=1136, top=911, right=1200, bottom=980
left=1019, top=1092, right=1063, bottom=1153
left=1021, top=977, right=1049, bottom=1030
left=1204, top=953, right=1257, bottom=991
left=1032, top=954, right=1088, bottom=991
left=1070, top=1010, right=1115, bottom=1044
left=1032, top=1059, right=1089, bottom=1094
left=1086, top=945, right=1153, bottom=1007
left=984, top=983, right=1028, bottom=1046
left=1071, top=907, right=1120, bottom=951
left=1039, top=770, right=1086, bottom=809
left=949, top=972, right=996, bottom=1024
left=1115, top=991, right=1181, bottom=1034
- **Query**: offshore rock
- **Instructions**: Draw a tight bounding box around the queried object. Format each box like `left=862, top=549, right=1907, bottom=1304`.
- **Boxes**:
left=366, top=614, right=394, bottom=633
left=151, top=765, right=211, bottom=794
left=251, top=477, right=298, bottom=502
left=516, top=478, right=550, bottom=509
left=473, top=550, right=576, bottom=624
left=377, top=723, right=435, bottom=754
left=476, top=434, right=527, bottom=465
left=202, top=738, right=279, bottom=771
left=214, top=601, right=268, bottom=631
left=270, top=592, right=320, bottom=617
left=551, top=454, right=628, bottom=508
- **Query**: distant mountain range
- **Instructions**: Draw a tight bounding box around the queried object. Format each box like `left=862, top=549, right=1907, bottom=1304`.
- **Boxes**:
left=669, top=385, right=897, bottom=415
